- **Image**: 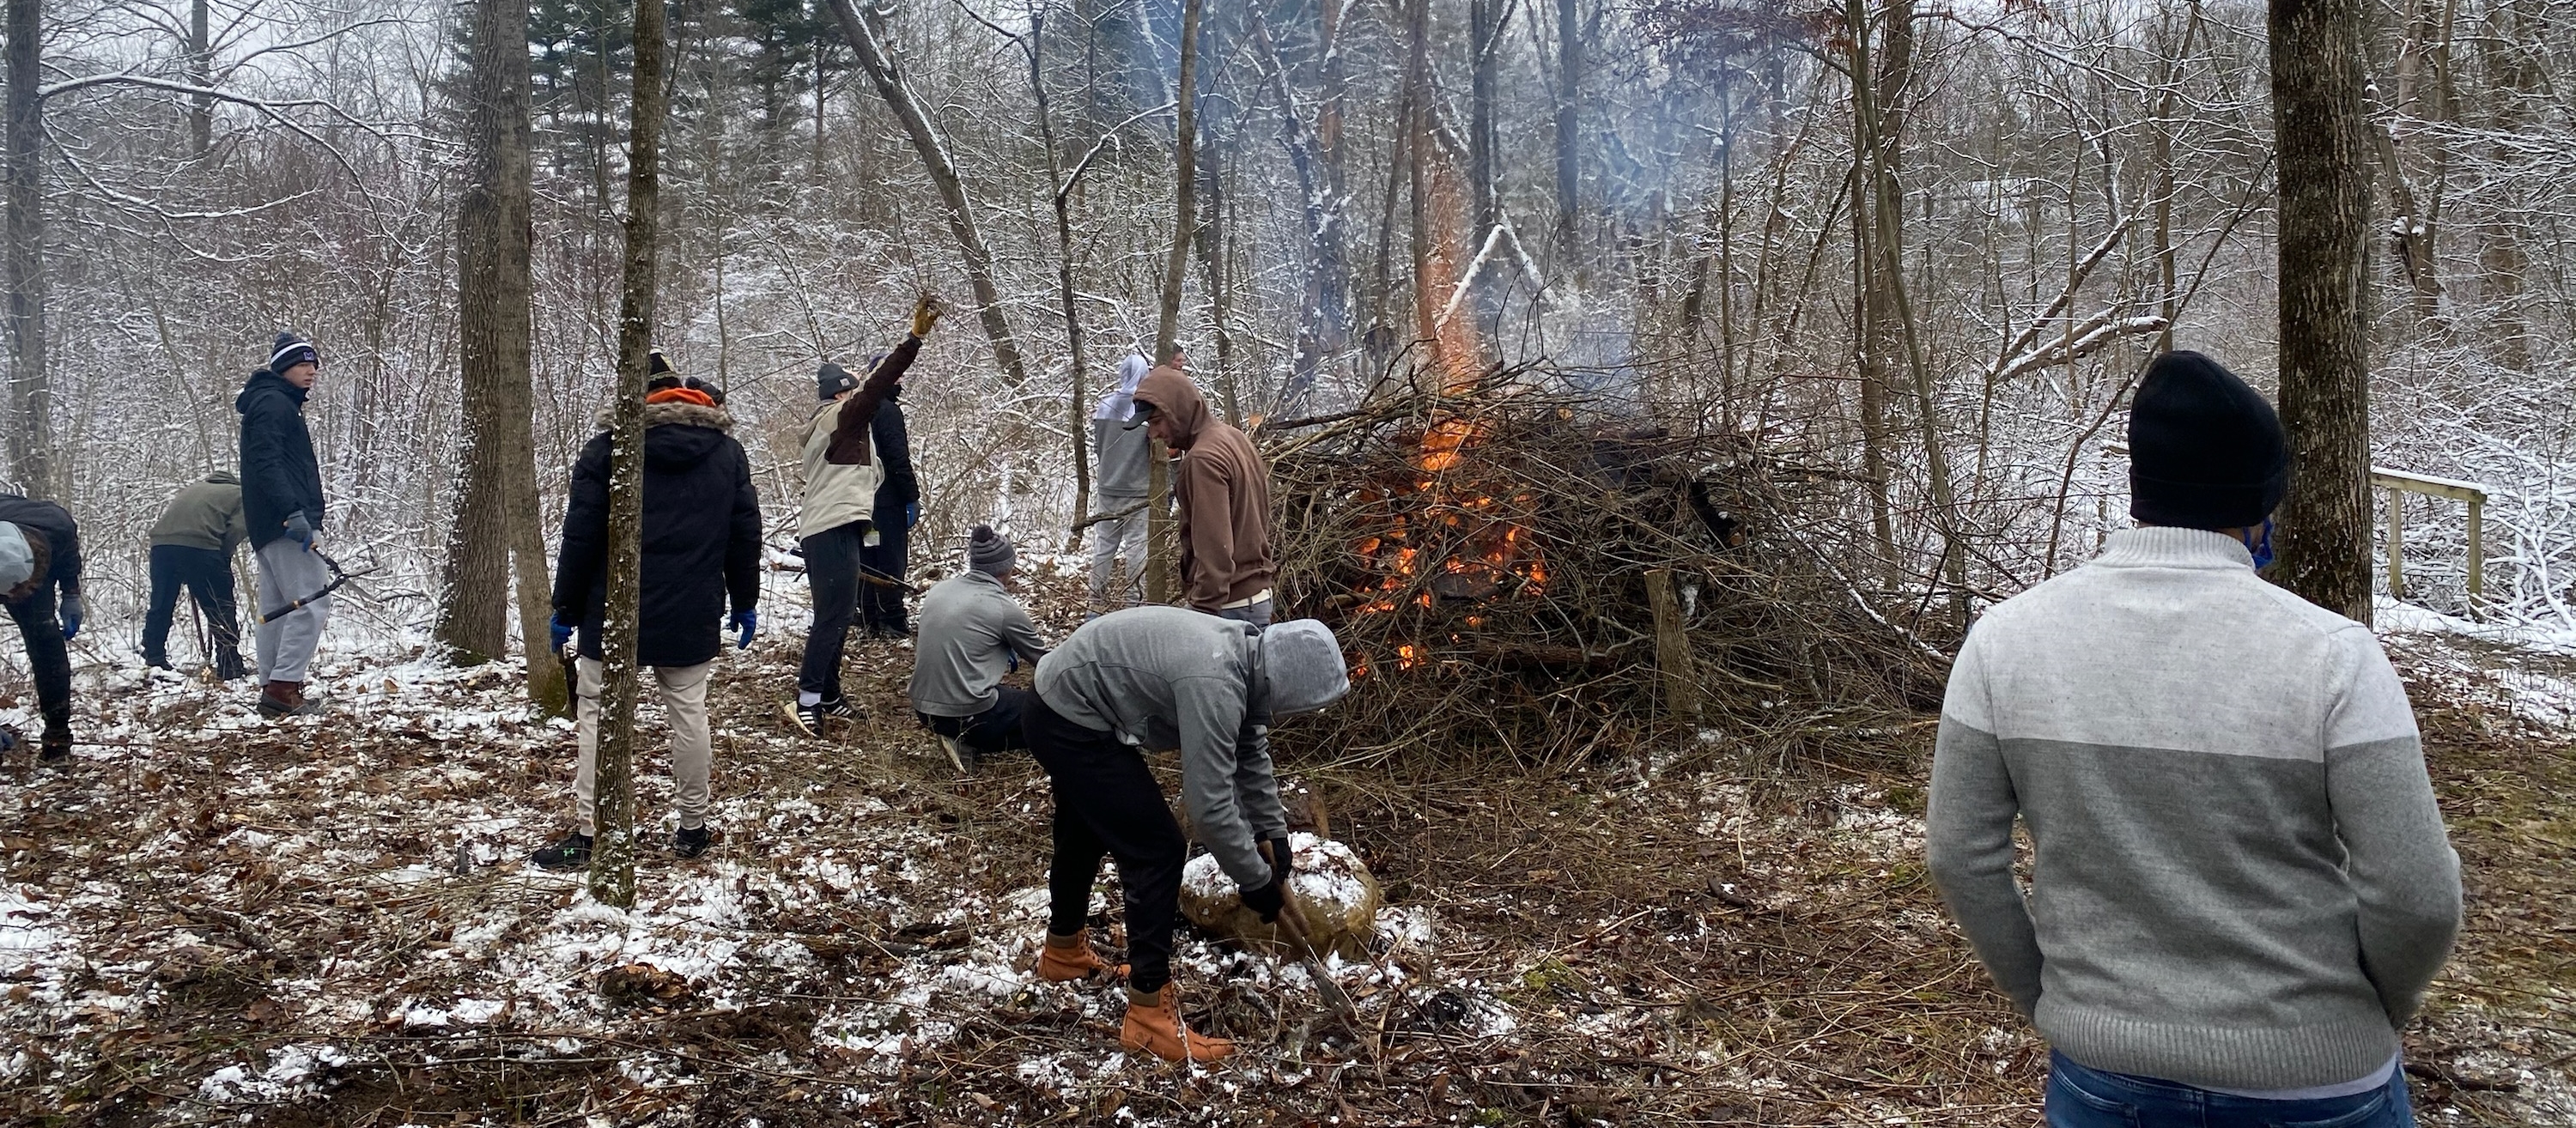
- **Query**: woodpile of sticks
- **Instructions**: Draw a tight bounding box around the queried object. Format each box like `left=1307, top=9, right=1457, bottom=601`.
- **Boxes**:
left=1265, top=368, right=1948, bottom=771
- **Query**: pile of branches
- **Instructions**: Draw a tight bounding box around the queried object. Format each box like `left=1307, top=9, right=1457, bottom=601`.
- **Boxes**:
left=1265, top=369, right=1950, bottom=771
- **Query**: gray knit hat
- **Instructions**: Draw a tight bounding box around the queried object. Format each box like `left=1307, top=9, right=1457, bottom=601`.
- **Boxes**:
left=1259, top=619, right=1351, bottom=717
left=0, top=523, right=32, bottom=591
left=967, top=525, right=1016, bottom=577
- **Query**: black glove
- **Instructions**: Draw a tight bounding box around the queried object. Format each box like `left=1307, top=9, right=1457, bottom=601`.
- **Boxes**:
left=1265, top=836, right=1292, bottom=887
left=1240, top=877, right=1287, bottom=924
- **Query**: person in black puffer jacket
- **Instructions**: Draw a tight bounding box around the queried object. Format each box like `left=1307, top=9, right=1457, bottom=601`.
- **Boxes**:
left=0, top=494, right=85, bottom=764
left=238, top=331, right=333, bottom=718
left=534, top=371, right=762, bottom=869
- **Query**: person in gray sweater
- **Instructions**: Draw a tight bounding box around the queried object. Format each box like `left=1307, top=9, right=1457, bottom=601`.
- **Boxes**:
left=908, top=525, right=1049, bottom=769
left=1928, top=351, right=2460, bottom=1128
left=1023, top=606, right=1350, bottom=1063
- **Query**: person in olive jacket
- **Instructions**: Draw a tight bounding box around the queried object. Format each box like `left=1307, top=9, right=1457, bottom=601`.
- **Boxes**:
left=533, top=370, right=762, bottom=869
left=143, top=472, right=249, bottom=679
left=238, top=331, right=332, bottom=717
left=0, top=494, right=84, bottom=764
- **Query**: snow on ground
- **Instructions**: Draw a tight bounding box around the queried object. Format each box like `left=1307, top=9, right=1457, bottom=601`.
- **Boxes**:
left=0, top=579, right=2564, bottom=1123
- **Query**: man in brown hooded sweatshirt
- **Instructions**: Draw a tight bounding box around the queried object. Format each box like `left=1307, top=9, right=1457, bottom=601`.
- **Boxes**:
left=1129, top=356, right=1277, bottom=626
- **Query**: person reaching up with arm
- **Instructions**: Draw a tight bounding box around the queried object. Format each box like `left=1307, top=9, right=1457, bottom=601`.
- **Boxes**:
left=794, top=293, right=940, bottom=734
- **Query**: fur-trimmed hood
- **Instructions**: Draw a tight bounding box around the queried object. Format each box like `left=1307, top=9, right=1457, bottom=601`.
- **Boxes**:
left=592, top=399, right=738, bottom=474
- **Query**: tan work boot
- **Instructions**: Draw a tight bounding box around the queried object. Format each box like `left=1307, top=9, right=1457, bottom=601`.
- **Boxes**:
left=1036, top=929, right=1120, bottom=982
left=1120, top=985, right=1233, bottom=1064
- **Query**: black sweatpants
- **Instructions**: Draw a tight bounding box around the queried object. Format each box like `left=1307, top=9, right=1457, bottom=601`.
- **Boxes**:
left=918, top=684, right=1032, bottom=755
left=858, top=519, right=908, bottom=634
left=798, top=521, right=866, bottom=700
left=6, top=582, right=71, bottom=734
left=1024, top=692, right=1186, bottom=993
left=143, top=543, right=243, bottom=673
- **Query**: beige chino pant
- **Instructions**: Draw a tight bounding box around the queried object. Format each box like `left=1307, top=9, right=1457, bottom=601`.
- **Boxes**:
left=572, top=657, right=714, bottom=835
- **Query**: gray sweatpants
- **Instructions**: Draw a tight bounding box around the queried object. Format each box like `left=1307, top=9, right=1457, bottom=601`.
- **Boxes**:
left=573, top=656, right=714, bottom=834
left=254, top=538, right=332, bottom=683
left=1087, top=493, right=1149, bottom=609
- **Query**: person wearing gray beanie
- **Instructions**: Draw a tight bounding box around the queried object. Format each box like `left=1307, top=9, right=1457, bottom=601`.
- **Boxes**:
left=908, top=524, right=1048, bottom=771
left=1021, top=606, right=1352, bottom=1063
left=966, top=525, right=1016, bottom=576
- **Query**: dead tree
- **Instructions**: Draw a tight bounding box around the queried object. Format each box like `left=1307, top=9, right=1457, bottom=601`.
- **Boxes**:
left=2270, top=0, right=2375, bottom=622
left=6, top=0, right=50, bottom=496
left=592, top=0, right=671, bottom=908
left=828, top=0, right=1030, bottom=387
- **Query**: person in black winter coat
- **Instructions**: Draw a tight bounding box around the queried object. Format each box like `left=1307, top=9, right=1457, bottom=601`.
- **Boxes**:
left=859, top=376, right=919, bottom=637
left=238, top=331, right=333, bottom=718
left=0, top=495, right=84, bottom=764
left=534, top=374, right=762, bottom=869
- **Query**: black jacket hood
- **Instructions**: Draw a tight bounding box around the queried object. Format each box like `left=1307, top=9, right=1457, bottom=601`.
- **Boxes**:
left=592, top=399, right=735, bottom=473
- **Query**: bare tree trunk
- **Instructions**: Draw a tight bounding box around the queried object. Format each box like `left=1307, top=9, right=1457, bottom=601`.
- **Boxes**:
left=1468, top=0, right=1502, bottom=233
left=2374, top=0, right=2449, bottom=325
left=2271, top=0, right=2376, bottom=623
left=828, top=0, right=1030, bottom=386
left=2479, top=0, right=2533, bottom=370
left=592, top=0, right=671, bottom=909
left=437, top=0, right=533, bottom=666
left=5, top=0, right=50, bottom=499
left=1031, top=6, right=1092, bottom=548
left=1194, top=125, right=1240, bottom=422
left=1152, top=0, right=1202, bottom=368
left=1552, top=0, right=1581, bottom=268
left=187, top=0, right=212, bottom=157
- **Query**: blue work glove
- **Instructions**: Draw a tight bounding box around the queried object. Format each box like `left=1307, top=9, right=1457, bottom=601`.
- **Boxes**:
left=549, top=615, right=574, bottom=652
left=57, top=593, right=82, bottom=640
left=905, top=502, right=920, bottom=531
left=0, top=725, right=16, bottom=753
left=283, top=511, right=316, bottom=551
left=730, top=609, right=756, bottom=650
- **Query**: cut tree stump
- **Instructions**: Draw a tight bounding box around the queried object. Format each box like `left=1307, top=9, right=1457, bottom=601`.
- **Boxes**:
left=1178, top=834, right=1382, bottom=961
left=1645, top=568, right=1701, bottom=722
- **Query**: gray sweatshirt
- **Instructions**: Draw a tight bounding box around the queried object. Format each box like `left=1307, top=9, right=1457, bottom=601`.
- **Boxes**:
left=1927, top=526, right=2461, bottom=1091
left=908, top=571, right=1049, bottom=717
left=1034, top=605, right=1288, bottom=890
left=1092, top=416, right=1152, bottom=499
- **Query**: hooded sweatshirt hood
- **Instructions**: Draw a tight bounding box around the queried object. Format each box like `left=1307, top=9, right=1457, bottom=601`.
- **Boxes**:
left=1132, top=365, right=1211, bottom=449
left=1257, top=619, right=1351, bottom=717
left=236, top=367, right=308, bottom=413
left=1096, top=354, right=1151, bottom=421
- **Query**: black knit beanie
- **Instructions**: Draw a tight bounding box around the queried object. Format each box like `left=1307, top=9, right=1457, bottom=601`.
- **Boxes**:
left=268, top=331, right=318, bottom=373
left=2129, top=350, right=2290, bottom=530
left=817, top=361, right=857, bottom=401
left=648, top=350, right=674, bottom=378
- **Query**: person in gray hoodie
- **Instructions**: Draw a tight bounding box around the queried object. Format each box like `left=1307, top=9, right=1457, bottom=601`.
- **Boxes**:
left=1927, top=351, right=2460, bottom=1128
left=908, top=525, right=1048, bottom=771
left=1022, top=607, right=1350, bottom=1063
left=1086, top=354, right=1152, bottom=612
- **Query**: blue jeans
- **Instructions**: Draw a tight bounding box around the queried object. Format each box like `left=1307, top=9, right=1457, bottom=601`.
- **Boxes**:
left=2048, top=1052, right=2415, bottom=1128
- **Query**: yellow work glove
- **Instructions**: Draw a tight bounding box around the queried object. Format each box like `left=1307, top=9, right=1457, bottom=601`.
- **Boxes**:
left=911, top=293, right=942, bottom=337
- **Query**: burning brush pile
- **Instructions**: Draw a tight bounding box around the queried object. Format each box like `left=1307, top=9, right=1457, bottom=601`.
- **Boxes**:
left=1266, top=368, right=1948, bottom=769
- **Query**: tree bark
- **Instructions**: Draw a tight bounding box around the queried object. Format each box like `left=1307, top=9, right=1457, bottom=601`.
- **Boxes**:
left=828, top=0, right=1030, bottom=386
left=1152, top=0, right=1201, bottom=368
left=187, top=0, right=212, bottom=157
left=2478, top=0, right=2532, bottom=370
left=1552, top=0, right=1581, bottom=267
left=5, top=0, right=51, bottom=499
left=1468, top=0, right=1502, bottom=234
left=1032, top=7, right=1092, bottom=548
left=592, top=0, right=671, bottom=908
left=2271, top=0, right=2376, bottom=622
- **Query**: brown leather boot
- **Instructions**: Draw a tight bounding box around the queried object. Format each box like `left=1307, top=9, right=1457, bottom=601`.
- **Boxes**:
left=258, top=680, right=323, bottom=718
left=1120, top=985, right=1233, bottom=1064
left=1036, top=929, right=1120, bottom=982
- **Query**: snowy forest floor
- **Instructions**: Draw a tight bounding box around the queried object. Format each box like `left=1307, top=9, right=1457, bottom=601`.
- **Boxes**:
left=1, top=569, right=2571, bottom=1126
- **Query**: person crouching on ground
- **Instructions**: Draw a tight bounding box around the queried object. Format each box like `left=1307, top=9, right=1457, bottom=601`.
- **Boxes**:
left=1926, top=350, right=2461, bottom=1127
left=534, top=367, right=762, bottom=869
left=1024, top=607, right=1350, bottom=1062
left=0, top=497, right=85, bottom=764
left=795, top=294, right=942, bottom=734
left=908, top=525, right=1049, bottom=773
left=143, top=471, right=249, bottom=680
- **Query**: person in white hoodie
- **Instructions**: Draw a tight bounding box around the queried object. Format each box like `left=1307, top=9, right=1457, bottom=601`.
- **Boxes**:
left=1086, top=353, right=1153, bottom=614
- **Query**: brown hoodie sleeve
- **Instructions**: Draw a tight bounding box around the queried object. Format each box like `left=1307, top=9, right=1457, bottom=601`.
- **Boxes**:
left=1176, top=451, right=1237, bottom=611
left=824, top=333, right=923, bottom=465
